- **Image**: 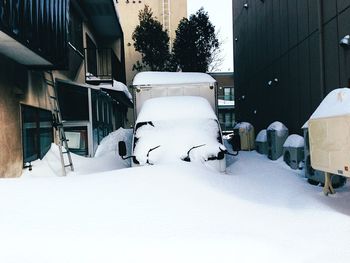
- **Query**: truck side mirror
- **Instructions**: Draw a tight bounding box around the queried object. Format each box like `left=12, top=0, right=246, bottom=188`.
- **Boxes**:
left=118, top=141, right=127, bottom=157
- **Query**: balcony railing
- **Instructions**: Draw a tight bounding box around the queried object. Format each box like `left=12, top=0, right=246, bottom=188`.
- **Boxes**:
left=0, top=0, right=69, bottom=67
left=85, top=48, right=125, bottom=84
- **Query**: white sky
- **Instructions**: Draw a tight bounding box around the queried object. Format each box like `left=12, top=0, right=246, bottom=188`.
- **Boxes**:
left=187, top=0, right=233, bottom=72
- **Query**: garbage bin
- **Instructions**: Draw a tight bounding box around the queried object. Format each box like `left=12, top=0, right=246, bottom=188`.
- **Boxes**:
left=233, top=122, right=255, bottom=151
left=255, top=129, right=268, bottom=155
left=283, top=134, right=304, bottom=169
left=267, top=121, right=288, bottom=160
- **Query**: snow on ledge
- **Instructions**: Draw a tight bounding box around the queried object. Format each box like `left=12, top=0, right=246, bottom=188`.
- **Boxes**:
left=133, top=71, right=216, bottom=86
left=302, top=88, right=350, bottom=128
left=99, top=80, right=132, bottom=101
left=283, top=134, right=304, bottom=148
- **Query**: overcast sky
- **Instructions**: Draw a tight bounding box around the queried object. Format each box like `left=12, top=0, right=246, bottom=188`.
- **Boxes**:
left=187, top=0, right=233, bottom=72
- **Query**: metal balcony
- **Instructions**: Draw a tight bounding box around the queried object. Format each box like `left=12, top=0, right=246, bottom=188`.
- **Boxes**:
left=0, top=0, right=69, bottom=68
left=85, top=48, right=125, bottom=84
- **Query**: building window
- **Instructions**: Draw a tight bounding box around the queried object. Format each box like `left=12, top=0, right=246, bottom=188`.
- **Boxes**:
left=224, top=87, right=234, bottom=100
left=86, top=34, right=97, bottom=76
left=22, top=105, right=53, bottom=164
left=69, top=6, right=84, bottom=54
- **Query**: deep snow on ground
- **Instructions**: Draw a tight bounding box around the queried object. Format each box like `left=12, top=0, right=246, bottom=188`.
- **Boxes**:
left=1, top=135, right=350, bottom=262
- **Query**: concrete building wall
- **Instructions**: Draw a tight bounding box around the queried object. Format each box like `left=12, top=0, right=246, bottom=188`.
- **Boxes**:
left=0, top=6, right=125, bottom=178
left=233, top=0, right=350, bottom=134
left=116, top=0, right=187, bottom=86
left=0, top=56, right=51, bottom=178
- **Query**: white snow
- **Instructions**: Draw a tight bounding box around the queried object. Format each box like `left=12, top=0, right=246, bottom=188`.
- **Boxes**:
left=134, top=96, right=224, bottom=169
left=99, top=79, right=132, bottom=101
left=283, top=134, right=305, bottom=148
left=303, top=88, right=350, bottom=128
left=234, top=121, right=253, bottom=131
left=136, top=96, right=217, bottom=122
left=23, top=128, right=133, bottom=177
left=267, top=121, right=288, bottom=136
left=256, top=129, right=267, bottom=142
left=1, top=139, right=350, bottom=262
left=134, top=118, right=225, bottom=168
left=218, top=99, right=235, bottom=106
left=133, top=71, right=216, bottom=86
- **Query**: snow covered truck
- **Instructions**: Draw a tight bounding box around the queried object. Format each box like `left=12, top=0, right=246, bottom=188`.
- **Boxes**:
left=118, top=71, right=236, bottom=172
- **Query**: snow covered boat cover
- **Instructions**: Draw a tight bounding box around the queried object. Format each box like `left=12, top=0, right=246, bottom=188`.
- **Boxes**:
left=283, top=134, right=304, bottom=148
left=256, top=129, right=267, bottom=142
left=302, top=88, right=350, bottom=128
left=133, top=71, right=216, bottom=86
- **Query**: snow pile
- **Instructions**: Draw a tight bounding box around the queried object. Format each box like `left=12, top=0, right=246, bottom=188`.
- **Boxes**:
left=133, top=71, right=216, bottom=86
left=303, top=88, right=350, bottom=128
left=234, top=122, right=253, bottom=131
left=283, top=134, right=305, bottom=148
left=256, top=129, right=267, bottom=142
left=2, top=147, right=350, bottom=263
left=137, top=96, right=217, bottom=122
left=99, top=80, right=132, bottom=101
left=133, top=96, right=224, bottom=169
left=267, top=121, right=288, bottom=136
left=95, top=128, right=133, bottom=157
left=23, top=128, right=133, bottom=177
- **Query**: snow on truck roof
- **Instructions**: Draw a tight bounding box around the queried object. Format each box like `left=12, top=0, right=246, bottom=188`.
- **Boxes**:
left=132, top=71, right=216, bottom=86
left=136, top=96, right=217, bottom=122
left=302, top=88, right=350, bottom=128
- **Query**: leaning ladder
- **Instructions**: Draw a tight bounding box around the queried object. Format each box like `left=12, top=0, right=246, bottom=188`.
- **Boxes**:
left=44, top=71, right=74, bottom=176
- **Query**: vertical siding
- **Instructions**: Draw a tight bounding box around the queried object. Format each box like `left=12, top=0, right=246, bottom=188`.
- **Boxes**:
left=233, top=0, right=350, bottom=134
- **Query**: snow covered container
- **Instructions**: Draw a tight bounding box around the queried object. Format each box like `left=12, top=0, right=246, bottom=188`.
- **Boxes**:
left=306, top=88, right=350, bottom=179
left=255, top=129, right=268, bottom=155
left=267, top=121, right=289, bottom=160
left=283, top=134, right=304, bottom=170
left=233, top=122, right=255, bottom=151
left=132, top=72, right=218, bottom=119
left=127, top=96, right=227, bottom=172
left=303, top=127, right=346, bottom=187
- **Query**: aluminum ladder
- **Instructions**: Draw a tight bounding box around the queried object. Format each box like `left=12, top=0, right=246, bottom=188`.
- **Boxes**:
left=44, top=71, right=74, bottom=176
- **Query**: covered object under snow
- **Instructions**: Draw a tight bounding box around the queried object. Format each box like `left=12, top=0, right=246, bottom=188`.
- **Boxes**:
left=282, top=135, right=304, bottom=170
left=307, top=88, right=350, bottom=178
left=266, top=121, right=289, bottom=160
left=132, top=71, right=218, bottom=119
left=234, top=122, right=255, bottom=151
left=255, top=129, right=268, bottom=155
left=132, top=96, right=226, bottom=172
left=303, top=127, right=346, bottom=187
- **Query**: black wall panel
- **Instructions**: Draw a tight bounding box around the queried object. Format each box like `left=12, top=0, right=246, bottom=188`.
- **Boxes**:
left=308, top=32, right=322, bottom=112
left=298, top=40, right=311, bottom=127
left=308, top=0, right=318, bottom=33
left=322, top=0, right=337, bottom=24
left=288, top=0, right=298, bottom=48
left=323, top=20, right=340, bottom=94
left=272, top=0, right=281, bottom=60
left=233, top=0, right=350, bottom=133
left=280, top=0, right=289, bottom=54
left=337, top=0, right=350, bottom=13
left=297, top=0, right=309, bottom=41
left=337, top=8, right=350, bottom=87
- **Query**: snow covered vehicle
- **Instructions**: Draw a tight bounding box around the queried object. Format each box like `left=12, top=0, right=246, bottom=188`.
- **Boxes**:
left=118, top=72, right=238, bottom=172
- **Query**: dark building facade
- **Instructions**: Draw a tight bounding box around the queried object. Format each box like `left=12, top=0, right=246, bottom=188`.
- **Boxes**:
left=233, top=0, right=350, bottom=134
